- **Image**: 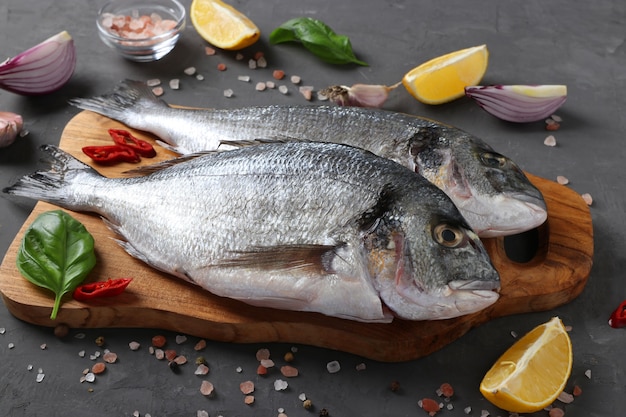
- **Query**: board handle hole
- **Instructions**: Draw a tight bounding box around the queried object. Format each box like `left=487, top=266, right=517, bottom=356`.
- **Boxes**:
left=502, top=222, right=549, bottom=263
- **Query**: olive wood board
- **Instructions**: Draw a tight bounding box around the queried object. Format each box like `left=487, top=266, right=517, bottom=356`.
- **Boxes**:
left=0, top=111, right=594, bottom=362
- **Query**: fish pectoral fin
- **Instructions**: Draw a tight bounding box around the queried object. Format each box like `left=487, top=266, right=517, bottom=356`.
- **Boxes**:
left=218, top=244, right=340, bottom=274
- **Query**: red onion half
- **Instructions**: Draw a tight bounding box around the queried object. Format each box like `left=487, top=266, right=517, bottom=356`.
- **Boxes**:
left=0, top=31, right=76, bottom=96
left=465, top=85, right=567, bottom=123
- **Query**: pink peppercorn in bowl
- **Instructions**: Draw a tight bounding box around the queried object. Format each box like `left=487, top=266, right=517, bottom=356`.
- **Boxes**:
left=97, top=0, right=186, bottom=62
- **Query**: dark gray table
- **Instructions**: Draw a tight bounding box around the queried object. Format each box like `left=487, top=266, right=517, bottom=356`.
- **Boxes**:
left=1, top=1, right=624, bottom=416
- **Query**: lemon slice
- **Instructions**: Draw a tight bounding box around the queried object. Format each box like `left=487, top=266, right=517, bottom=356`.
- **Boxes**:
left=190, top=0, right=260, bottom=50
left=402, top=44, right=489, bottom=104
left=480, top=317, right=573, bottom=413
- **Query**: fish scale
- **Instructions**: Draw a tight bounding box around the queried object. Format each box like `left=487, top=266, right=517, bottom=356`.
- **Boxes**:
left=5, top=141, right=500, bottom=323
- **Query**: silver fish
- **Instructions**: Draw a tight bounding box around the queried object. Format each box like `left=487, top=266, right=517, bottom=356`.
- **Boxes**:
left=4, top=142, right=500, bottom=323
left=69, top=80, right=547, bottom=238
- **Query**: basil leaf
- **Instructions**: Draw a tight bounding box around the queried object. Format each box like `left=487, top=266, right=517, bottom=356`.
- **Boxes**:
left=17, top=210, right=96, bottom=319
left=270, top=17, right=368, bottom=66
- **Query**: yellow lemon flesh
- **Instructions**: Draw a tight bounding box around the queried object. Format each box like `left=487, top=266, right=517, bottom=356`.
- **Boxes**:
left=190, top=0, right=260, bottom=50
left=402, top=44, right=489, bottom=105
left=480, top=317, right=573, bottom=413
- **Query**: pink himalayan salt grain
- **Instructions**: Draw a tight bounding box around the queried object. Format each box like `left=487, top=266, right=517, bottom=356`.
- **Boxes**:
left=244, top=395, right=255, bottom=405
left=557, top=391, right=574, bottom=404
left=581, top=193, right=593, bottom=206
left=101, top=12, right=177, bottom=39
left=439, top=382, right=454, bottom=398
left=420, top=398, right=441, bottom=415
left=557, top=175, right=569, bottom=185
left=573, top=385, right=583, bottom=396
left=280, top=365, right=299, bottom=377
left=240, top=380, right=255, bottom=394
left=549, top=407, right=565, bottom=417
left=195, top=364, right=209, bottom=375
left=103, top=352, right=118, bottom=364
left=173, top=355, right=187, bottom=365
left=299, top=86, right=314, bottom=101
left=200, top=380, right=215, bottom=396
left=205, top=46, right=216, bottom=55
left=152, top=86, right=164, bottom=97
left=544, top=135, right=557, bottom=147
left=256, top=348, right=271, bottom=361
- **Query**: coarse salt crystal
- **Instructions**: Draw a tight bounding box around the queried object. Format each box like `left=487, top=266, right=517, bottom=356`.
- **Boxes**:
left=274, top=379, right=288, bottom=391
left=205, top=46, right=216, bottom=56
left=169, top=79, right=180, bottom=90
left=184, top=67, right=196, bottom=76
left=556, top=175, right=569, bottom=185
left=146, top=79, right=161, bottom=87
left=265, top=81, right=276, bottom=89
left=557, top=391, right=574, bottom=404
left=238, top=75, right=251, bottom=82
left=103, top=352, right=118, bottom=363
left=200, top=380, right=214, bottom=396
left=551, top=114, right=563, bottom=122
left=278, top=85, right=289, bottom=95
left=27, top=364, right=33, bottom=371
left=581, top=193, right=593, bottom=206
left=40, top=343, right=47, bottom=350
left=129, top=341, right=141, bottom=351
left=195, top=364, right=210, bottom=375
left=244, top=395, right=255, bottom=405
left=326, top=360, right=341, bottom=373
left=464, top=406, right=472, bottom=414
left=280, top=365, right=299, bottom=377
left=510, top=330, right=518, bottom=338
left=196, top=74, right=205, bottom=81
left=85, top=372, right=96, bottom=383
left=0, top=328, right=5, bottom=334
left=256, top=82, right=267, bottom=91
left=290, top=75, right=301, bottom=84
left=197, top=411, right=209, bottom=417
left=299, top=86, right=314, bottom=101
left=240, top=380, right=254, bottom=394
left=256, top=348, right=271, bottom=361
left=248, top=59, right=257, bottom=69
left=175, top=335, right=187, bottom=344
left=223, top=89, right=234, bottom=98
left=152, top=87, right=164, bottom=97
left=355, top=362, right=366, bottom=371
left=260, top=358, right=275, bottom=368
left=155, top=349, right=165, bottom=360
left=257, top=56, right=267, bottom=68
left=585, top=369, right=592, bottom=379
left=194, top=339, right=207, bottom=351
left=544, top=135, right=557, bottom=146
left=298, top=393, right=307, bottom=401
left=36, top=373, right=45, bottom=383
left=78, top=350, right=85, bottom=357
left=480, top=409, right=490, bottom=417
left=74, top=333, right=86, bottom=339
left=236, top=366, right=243, bottom=373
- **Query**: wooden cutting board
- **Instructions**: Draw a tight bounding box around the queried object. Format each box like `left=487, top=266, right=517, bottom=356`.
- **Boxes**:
left=0, top=111, right=594, bottom=362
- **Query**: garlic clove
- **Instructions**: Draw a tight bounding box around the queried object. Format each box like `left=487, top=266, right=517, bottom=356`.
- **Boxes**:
left=0, top=111, right=24, bottom=148
left=320, top=83, right=399, bottom=108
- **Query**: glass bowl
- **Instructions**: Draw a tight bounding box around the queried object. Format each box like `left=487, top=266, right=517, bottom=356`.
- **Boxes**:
left=97, top=0, right=186, bottom=62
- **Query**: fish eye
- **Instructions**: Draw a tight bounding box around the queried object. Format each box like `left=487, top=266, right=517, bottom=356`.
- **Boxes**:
left=480, top=152, right=507, bottom=168
left=433, top=223, right=466, bottom=248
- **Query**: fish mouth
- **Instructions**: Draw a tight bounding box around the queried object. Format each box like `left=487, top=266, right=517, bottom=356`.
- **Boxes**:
left=448, top=279, right=501, bottom=292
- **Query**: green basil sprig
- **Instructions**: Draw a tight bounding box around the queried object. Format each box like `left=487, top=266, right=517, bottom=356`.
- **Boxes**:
left=17, top=210, right=96, bottom=319
left=270, top=17, right=368, bottom=66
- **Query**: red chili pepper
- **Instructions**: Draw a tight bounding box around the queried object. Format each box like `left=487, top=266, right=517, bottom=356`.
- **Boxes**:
left=108, top=128, right=156, bottom=158
left=82, top=145, right=140, bottom=165
left=73, top=278, right=133, bottom=301
left=608, top=300, right=626, bottom=328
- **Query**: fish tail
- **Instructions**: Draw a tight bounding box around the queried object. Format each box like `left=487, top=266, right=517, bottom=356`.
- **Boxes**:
left=3, top=145, right=101, bottom=209
left=67, top=79, right=167, bottom=121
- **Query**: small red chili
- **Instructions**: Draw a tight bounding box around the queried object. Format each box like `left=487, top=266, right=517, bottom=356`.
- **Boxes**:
left=108, top=128, right=156, bottom=158
left=73, top=278, right=133, bottom=301
left=82, top=145, right=140, bottom=165
left=608, top=300, right=626, bottom=328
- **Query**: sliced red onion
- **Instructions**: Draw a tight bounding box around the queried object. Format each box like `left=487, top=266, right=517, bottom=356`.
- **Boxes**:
left=0, top=31, right=76, bottom=96
left=465, top=85, right=567, bottom=123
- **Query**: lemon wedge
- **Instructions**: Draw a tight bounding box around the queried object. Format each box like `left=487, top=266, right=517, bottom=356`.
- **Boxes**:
left=480, top=317, right=573, bottom=413
left=402, top=44, right=489, bottom=104
left=190, top=0, right=260, bottom=50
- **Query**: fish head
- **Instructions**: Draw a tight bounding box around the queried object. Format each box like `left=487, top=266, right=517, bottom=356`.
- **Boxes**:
left=408, top=126, right=547, bottom=237
left=365, top=187, right=500, bottom=321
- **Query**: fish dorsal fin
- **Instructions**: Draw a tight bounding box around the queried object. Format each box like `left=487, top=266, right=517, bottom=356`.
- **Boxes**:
left=217, top=244, right=340, bottom=274
left=122, top=151, right=217, bottom=175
